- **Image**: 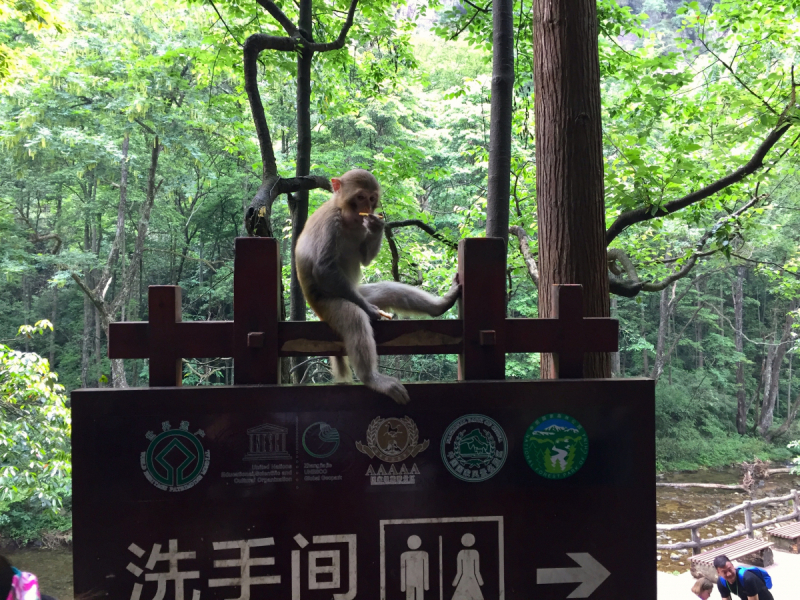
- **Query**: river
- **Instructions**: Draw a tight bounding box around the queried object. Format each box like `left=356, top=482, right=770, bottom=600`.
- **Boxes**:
left=2, top=468, right=797, bottom=599
left=656, top=467, right=800, bottom=572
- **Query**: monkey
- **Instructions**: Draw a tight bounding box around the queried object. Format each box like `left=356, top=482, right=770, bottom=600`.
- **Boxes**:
left=295, top=169, right=461, bottom=404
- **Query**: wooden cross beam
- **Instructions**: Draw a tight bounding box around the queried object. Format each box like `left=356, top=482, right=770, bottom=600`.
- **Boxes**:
left=109, top=237, right=618, bottom=386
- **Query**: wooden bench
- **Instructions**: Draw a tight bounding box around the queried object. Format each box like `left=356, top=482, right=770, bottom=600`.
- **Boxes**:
left=690, top=538, right=774, bottom=580
left=769, top=521, right=800, bottom=554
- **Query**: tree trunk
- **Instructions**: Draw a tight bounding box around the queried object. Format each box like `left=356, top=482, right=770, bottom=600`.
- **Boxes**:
left=486, top=0, right=514, bottom=244
left=22, top=275, right=30, bottom=352
left=733, top=266, right=747, bottom=434
left=758, top=309, right=793, bottom=436
left=766, top=387, right=800, bottom=443
left=73, top=133, right=159, bottom=389
left=534, top=0, right=610, bottom=378
left=611, top=296, right=620, bottom=377
left=695, top=280, right=704, bottom=369
left=288, top=0, right=315, bottom=383
left=651, top=284, right=672, bottom=381
left=95, top=309, right=103, bottom=385
left=49, top=286, right=58, bottom=367
left=641, top=302, right=649, bottom=376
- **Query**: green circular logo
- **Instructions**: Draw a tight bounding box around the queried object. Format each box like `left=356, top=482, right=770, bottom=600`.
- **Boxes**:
left=141, top=421, right=210, bottom=492
left=523, top=413, right=588, bottom=479
left=302, top=421, right=341, bottom=459
left=441, top=414, right=507, bottom=482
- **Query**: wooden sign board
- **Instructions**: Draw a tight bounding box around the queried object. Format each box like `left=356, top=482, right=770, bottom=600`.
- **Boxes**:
left=72, top=378, right=655, bottom=600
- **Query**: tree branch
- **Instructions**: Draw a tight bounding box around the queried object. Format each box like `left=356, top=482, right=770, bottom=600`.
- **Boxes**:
left=608, top=194, right=762, bottom=295
left=95, top=133, right=130, bottom=300
left=509, top=225, right=539, bottom=286
left=245, top=175, right=332, bottom=236
left=255, top=0, right=298, bottom=36
left=384, top=227, right=401, bottom=282
left=383, top=219, right=458, bottom=249
left=308, top=0, right=359, bottom=52
left=698, top=36, right=778, bottom=116
left=243, top=34, right=297, bottom=182
left=606, top=119, right=793, bottom=244
left=14, top=208, right=62, bottom=254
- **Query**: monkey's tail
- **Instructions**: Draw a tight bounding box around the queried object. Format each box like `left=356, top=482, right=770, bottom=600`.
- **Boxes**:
left=330, top=356, right=353, bottom=382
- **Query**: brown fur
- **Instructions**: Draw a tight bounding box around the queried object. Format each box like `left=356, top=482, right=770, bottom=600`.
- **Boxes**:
left=295, top=169, right=460, bottom=404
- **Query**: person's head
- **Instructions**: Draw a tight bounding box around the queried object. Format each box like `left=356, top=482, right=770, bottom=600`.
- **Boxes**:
left=714, top=555, right=737, bottom=584
left=692, top=576, right=715, bottom=599
left=0, top=555, right=13, bottom=600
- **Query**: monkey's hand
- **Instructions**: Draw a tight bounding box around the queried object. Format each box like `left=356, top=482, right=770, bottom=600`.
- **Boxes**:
left=363, top=213, right=385, bottom=232
left=363, top=303, right=383, bottom=321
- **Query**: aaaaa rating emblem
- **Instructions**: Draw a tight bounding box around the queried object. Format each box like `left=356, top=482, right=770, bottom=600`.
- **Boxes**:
left=441, top=414, right=507, bottom=482
left=523, top=413, right=588, bottom=479
left=141, top=420, right=210, bottom=492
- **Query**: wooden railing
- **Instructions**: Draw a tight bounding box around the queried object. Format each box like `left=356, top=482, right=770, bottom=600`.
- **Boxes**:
left=657, top=489, right=800, bottom=555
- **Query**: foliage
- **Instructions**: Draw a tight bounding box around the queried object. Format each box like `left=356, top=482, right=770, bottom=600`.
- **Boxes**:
left=790, top=439, right=800, bottom=474
left=0, top=321, right=71, bottom=509
left=0, top=0, right=799, bottom=476
left=0, top=499, right=71, bottom=546
left=656, top=377, right=791, bottom=471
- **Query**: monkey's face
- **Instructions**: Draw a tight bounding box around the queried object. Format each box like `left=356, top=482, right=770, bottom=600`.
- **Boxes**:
left=343, top=186, right=380, bottom=228
left=332, top=170, right=382, bottom=229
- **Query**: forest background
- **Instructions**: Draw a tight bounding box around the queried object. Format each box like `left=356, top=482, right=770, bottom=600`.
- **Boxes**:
left=1, top=0, right=800, bottom=542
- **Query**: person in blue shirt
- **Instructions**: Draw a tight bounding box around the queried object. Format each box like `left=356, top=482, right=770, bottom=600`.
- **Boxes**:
left=714, top=555, right=774, bottom=600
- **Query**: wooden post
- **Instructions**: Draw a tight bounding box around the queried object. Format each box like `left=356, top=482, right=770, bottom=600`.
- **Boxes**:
left=744, top=501, right=754, bottom=538
left=690, top=527, right=701, bottom=556
left=233, top=237, right=280, bottom=384
left=553, top=285, right=584, bottom=378
left=458, top=238, right=506, bottom=380
left=108, top=237, right=619, bottom=387
left=148, top=286, right=182, bottom=386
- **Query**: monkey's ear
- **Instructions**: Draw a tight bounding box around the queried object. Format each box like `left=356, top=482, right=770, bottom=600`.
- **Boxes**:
left=331, top=178, right=342, bottom=193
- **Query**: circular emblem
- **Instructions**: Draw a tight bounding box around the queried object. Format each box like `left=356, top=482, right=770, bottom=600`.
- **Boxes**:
left=302, top=422, right=341, bottom=459
left=356, top=416, right=429, bottom=463
left=523, top=413, right=588, bottom=479
left=441, top=414, right=507, bottom=482
left=141, top=421, right=210, bottom=492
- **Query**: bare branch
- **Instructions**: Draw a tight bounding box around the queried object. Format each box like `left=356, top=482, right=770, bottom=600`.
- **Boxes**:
left=606, top=119, right=793, bottom=244
left=383, top=219, right=458, bottom=249
left=698, top=36, right=778, bottom=116
left=133, top=118, right=157, bottom=136
left=255, top=0, right=298, bottom=36
left=308, top=0, right=359, bottom=52
left=509, top=225, right=539, bottom=286
left=207, top=0, right=244, bottom=47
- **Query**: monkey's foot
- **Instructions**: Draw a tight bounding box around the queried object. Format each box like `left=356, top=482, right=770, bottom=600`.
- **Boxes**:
left=366, top=373, right=410, bottom=405
left=432, top=274, right=462, bottom=316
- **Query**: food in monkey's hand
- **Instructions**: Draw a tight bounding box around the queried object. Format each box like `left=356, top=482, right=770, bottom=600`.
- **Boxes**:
left=378, top=310, right=393, bottom=320
left=359, top=212, right=383, bottom=218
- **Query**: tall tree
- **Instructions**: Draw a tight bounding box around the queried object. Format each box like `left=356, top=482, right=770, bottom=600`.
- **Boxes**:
left=71, top=133, right=161, bottom=387
left=533, top=0, right=610, bottom=378
left=485, top=0, right=513, bottom=244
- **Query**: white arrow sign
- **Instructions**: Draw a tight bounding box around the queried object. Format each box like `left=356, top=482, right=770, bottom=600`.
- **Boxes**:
left=536, top=553, right=610, bottom=598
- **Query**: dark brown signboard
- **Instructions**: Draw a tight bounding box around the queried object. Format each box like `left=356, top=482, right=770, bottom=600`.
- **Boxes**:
left=72, top=378, right=655, bottom=600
